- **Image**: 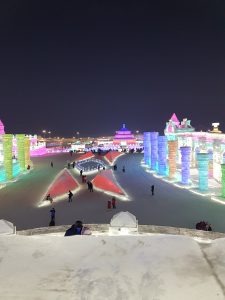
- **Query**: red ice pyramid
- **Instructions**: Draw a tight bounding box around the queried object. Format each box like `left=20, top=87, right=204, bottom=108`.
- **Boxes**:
left=92, top=169, right=125, bottom=196
left=46, top=168, right=79, bottom=199
left=76, top=151, right=95, bottom=161
left=104, top=151, right=124, bottom=165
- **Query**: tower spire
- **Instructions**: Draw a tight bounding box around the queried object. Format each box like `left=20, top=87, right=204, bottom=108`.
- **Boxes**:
left=0, top=119, right=5, bottom=134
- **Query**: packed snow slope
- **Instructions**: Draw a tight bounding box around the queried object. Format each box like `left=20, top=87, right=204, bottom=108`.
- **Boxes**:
left=0, top=234, right=224, bottom=300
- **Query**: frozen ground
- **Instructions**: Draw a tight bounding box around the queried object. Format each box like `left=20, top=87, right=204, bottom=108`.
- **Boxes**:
left=1, top=153, right=225, bottom=232
left=0, top=234, right=224, bottom=300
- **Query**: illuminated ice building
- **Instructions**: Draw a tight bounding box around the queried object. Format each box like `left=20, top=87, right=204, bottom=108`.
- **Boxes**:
left=144, top=114, right=225, bottom=195
left=164, top=114, right=225, bottom=183
left=0, top=118, right=33, bottom=183
left=113, top=124, right=137, bottom=148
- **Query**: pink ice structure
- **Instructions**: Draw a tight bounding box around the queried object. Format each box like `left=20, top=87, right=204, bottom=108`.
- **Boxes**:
left=76, top=151, right=95, bottom=161
left=170, top=113, right=180, bottom=126
left=92, top=169, right=126, bottom=197
left=104, top=151, right=124, bottom=165
left=44, top=168, right=79, bottom=199
left=30, top=147, right=47, bottom=156
left=0, top=119, right=5, bottom=134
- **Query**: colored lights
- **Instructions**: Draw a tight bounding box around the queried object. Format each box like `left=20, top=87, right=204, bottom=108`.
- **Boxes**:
left=180, top=146, right=191, bottom=185
left=16, top=134, right=26, bottom=172
left=221, top=164, right=225, bottom=198
left=158, top=136, right=167, bottom=175
left=144, top=132, right=151, bottom=166
left=24, top=137, right=31, bottom=168
left=3, top=134, right=13, bottom=180
left=197, top=153, right=209, bottom=191
left=168, top=140, right=178, bottom=179
left=0, top=119, right=5, bottom=135
left=113, top=124, right=136, bottom=145
left=150, top=132, right=158, bottom=171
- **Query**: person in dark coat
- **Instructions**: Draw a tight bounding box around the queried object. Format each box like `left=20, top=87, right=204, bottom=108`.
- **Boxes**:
left=89, top=181, right=93, bottom=192
left=87, top=180, right=91, bottom=191
left=151, top=185, right=154, bottom=196
left=50, top=207, right=55, bottom=222
left=207, top=224, right=212, bottom=231
left=49, top=219, right=55, bottom=226
left=64, top=220, right=83, bottom=236
left=107, top=200, right=112, bottom=209
left=50, top=161, right=53, bottom=168
left=80, top=169, right=83, bottom=176
left=112, top=197, right=116, bottom=209
left=68, top=190, right=73, bottom=202
left=122, top=166, right=125, bottom=172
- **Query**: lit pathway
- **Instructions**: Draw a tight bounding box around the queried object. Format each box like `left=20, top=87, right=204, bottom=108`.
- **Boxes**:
left=1, top=153, right=225, bottom=232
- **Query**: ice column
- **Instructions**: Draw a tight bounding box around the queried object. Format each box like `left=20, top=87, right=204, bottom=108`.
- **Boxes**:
left=221, top=164, right=225, bottom=198
left=24, top=137, right=31, bottom=168
left=180, top=146, right=191, bottom=185
left=197, top=153, right=209, bottom=191
left=3, top=134, right=13, bottom=180
left=144, top=132, right=151, bottom=166
left=150, top=132, right=158, bottom=171
left=158, top=136, right=167, bottom=175
left=16, top=134, right=25, bottom=172
left=168, top=140, right=178, bottom=179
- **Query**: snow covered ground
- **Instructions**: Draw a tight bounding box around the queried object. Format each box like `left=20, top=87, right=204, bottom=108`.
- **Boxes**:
left=1, top=153, right=225, bottom=233
left=0, top=233, right=224, bottom=300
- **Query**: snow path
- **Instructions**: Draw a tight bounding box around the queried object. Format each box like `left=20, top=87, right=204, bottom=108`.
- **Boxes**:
left=0, top=153, right=225, bottom=232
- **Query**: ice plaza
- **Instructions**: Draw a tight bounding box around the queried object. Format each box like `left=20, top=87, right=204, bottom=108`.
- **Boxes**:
left=1, top=116, right=225, bottom=299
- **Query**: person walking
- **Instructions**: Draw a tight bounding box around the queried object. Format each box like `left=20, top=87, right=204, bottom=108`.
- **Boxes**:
left=49, top=208, right=55, bottom=226
left=50, top=161, right=53, bottom=168
left=68, top=190, right=73, bottom=202
left=151, top=185, right=154, bottom=196
left=112, top=197, right=116, bottom=209
left=89, top=181, right=93, bottom=192
left=107, top=200, right=112, bottom=209
left=122, top=166, right=125, bottom=172
left=80, top=169, right=83, bottom=176
left=87, top=180, right=91, bottom=191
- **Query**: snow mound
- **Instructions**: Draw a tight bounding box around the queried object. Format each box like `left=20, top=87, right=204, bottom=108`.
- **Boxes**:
left=110, top=211, right=137, bottom=228
left=0, top=219, right=15, bottom=235
left=109, top=212, right=138, bottom=234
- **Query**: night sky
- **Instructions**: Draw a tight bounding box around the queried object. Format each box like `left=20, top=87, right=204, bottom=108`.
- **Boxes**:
left=0, top=0, right=225, bottom=137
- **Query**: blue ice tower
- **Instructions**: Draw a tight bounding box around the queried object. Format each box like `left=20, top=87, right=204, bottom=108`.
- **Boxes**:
left=197, top=153, right=209, bottom=191
left=144, top=132, right=151, bottom=166
left=180, top=146, right=191, bottom=185
left=150, top=132, right=158, bottom=171
left=158, top=136, right=167, bottom=175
